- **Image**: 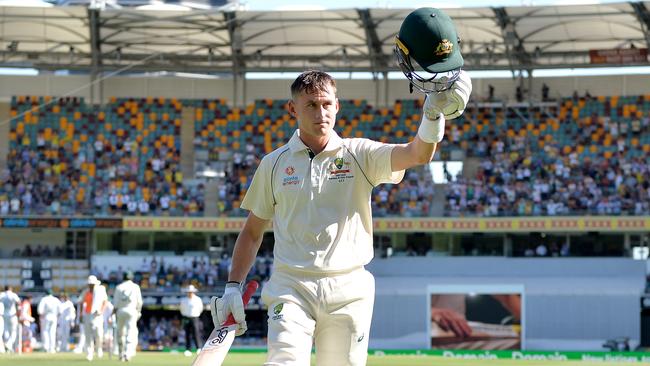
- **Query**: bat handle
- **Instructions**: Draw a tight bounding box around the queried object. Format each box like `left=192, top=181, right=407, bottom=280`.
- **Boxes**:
left=222, top=280, right=259, bottom=326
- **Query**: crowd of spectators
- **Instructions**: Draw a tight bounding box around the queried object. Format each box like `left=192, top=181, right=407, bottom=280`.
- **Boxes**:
left=445, top=152, right=650, bottom=217
left=92, top=254, right=273, bottom=292
left=445, top=105, right=650, bottom=216
left=0, top=145, right=205, bottom=217
left=138, top=315, right=188, bottom=350
left=372, top=167, right=435, bottom=217
left=3, top=94, right=650, bottom=218
left=216, top=142, right=260, bottom=217
left=11, top=244, right=65, bottom=258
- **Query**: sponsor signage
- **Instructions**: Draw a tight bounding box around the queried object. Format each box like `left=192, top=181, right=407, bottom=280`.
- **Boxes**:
left=371, top=349, right=650, bottom=363
left=0, top=217, right=122, bottom=229
left=589, top=48, right=648, bottom=64
left=3, top=216, right=647, bottom=233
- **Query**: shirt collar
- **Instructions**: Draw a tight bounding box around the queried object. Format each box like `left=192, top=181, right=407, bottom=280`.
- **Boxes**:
left=288, top=129, right=343, bottom=154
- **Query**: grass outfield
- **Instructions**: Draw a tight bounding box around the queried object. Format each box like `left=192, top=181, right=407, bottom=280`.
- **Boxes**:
left=1, top=352, right=646, bottom=365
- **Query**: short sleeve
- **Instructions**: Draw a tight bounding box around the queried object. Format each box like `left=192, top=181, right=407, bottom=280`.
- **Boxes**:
left=240, top=156, right=275, bottom=220
left=353, top=139, right=405, bottom=186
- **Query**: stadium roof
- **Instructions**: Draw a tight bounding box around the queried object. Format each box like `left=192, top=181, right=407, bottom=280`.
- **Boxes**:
left=0, top=1, right=648, bottom=75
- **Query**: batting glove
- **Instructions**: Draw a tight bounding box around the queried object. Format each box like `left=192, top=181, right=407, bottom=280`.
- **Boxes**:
left=424, top=70, right=472, bottom=121
left=211, top=282, right=247, bottom=336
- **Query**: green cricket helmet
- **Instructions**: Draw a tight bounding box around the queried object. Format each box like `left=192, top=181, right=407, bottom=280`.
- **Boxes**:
left=395, top=8, right=464, bottom=93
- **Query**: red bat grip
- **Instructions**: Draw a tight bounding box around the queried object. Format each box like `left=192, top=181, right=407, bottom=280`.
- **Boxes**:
left=223, top=280, right=259, bottom=326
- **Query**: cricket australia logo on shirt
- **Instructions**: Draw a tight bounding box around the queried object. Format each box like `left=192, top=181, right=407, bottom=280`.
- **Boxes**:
left=328, top=157, right=354, bottom=182
left=272, top=303, right=284, bottom=321
left=283, top=166, right=299, bottom=186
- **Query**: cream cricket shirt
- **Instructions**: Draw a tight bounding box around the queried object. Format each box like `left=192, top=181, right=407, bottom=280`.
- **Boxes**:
left=241, top=130, right=405, bottom=273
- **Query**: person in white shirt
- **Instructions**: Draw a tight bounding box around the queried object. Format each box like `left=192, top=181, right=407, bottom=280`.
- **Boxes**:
left=0, top=286, right=21, bottom=353
left=0, top=301, right=5, bottom=353
left=102, top=298, right=117, bottom=358
left=179, top=285, right=203, bottom=357
left=80, top=275, right=108, bottom=361
left=211, top=66, right=471, bottom=365
left=113, top=272, right=143, bottom=362
left=37, top=289, right=61, bottom=353
left=57, top=293, right=75, bottom=352
left=9, top=197, right=20, bottom=214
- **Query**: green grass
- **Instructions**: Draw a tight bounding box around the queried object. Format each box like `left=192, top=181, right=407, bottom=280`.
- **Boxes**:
left=2, top=352, right=648, bottom=366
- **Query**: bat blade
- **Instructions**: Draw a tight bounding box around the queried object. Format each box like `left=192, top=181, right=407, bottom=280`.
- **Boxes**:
left=194, top=324, right=237, bottom=364
left=191, top=280, right=259, bottom=366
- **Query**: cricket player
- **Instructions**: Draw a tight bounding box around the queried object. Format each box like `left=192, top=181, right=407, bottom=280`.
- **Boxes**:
left=57, top=293, right=75, bottom=352
left=0, top=286, right=21, bottom=353
left=19, top=295, right=35, bottom=353
left=102, top=297, right=116, bottom=358
left=37, top=289, right=61, bottom=353
left=113, top=271, right=143, bottom=362
left=80, top=275, right=108, bottom=361
left=0, top=300, right=5, bottom=353
left=211, top=9, right=471, bottom=365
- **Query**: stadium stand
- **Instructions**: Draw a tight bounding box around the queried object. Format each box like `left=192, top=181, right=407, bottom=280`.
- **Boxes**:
left=90, top=252, right=271, bottom=292
left=4, top=94, right=650, bottom=218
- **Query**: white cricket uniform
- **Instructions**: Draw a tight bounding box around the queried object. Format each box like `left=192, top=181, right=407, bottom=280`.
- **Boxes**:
left=113, top=280, right=143, bottom=360
left=73, top=301, right=85, bottom=353
left=242, top=130, right=404, bottom=366
left=0, top=301, right=5, bottom=353
left=81, top=285, right=108, bottom=360
left=57, top=299, right=75, bottom=352
left=103, top=301, right=116, bottom=356
left=0, top=290, right=21, bottom=353
left=37, top=294, right=61, bottom=353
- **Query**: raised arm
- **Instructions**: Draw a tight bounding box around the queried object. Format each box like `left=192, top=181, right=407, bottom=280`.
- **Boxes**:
left=391, top=71, right=472, bottom=172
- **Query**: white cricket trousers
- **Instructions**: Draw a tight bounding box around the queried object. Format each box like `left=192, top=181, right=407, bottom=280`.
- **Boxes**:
left=261, top=266, right=375, bottom=366
left=0, top=314, right=4, bottom=353
left=41, top=318, right=58, bottom=353
left=116, top=309, right=138, bottom=359
left=3, top=315, right=18, bottom=352
left=57, top=320, right=71, bottom=352
left=83, top=313, right=104, bottom=358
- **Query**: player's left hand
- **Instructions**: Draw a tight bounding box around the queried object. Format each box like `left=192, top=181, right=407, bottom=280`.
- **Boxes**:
left=424, top=70, right=472, bottom=120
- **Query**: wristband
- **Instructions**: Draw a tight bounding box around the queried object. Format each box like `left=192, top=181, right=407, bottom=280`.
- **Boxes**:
left=224, top=283, right=242, bottom=295
left=418, top=112, right=445, bottom=143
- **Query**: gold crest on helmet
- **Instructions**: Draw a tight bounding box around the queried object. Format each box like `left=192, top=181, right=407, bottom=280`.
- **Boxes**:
left=434, top=39, right=453, bottom=56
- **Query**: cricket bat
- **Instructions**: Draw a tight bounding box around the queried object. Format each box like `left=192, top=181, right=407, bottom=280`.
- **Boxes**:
left=191, top=280, right=259, bottom=366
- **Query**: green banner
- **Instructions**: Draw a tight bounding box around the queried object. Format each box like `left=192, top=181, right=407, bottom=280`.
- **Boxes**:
left=161, top=347, right=650, bottom=362
left=371, top=349, right=650, bottom=362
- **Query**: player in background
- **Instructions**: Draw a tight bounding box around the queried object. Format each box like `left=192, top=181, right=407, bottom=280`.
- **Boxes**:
left=113, top=271, right=143, bottom=362
left=102, top=296, right=116, bottom=358
left=37, top=289, right=61, bottom=353
left=19, top=295, right=35, bottom=353
left=57, top=293, right=76, bottom=352
left=0, top=300, right=5, bottom=353
left=80, top=275, right=108, bottom=361
left=0, top=286, right=21, bottom=353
